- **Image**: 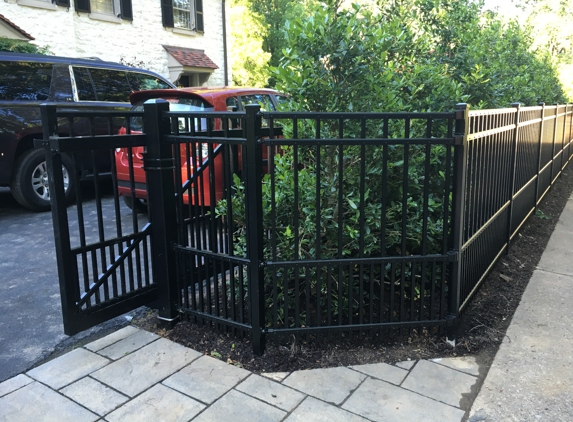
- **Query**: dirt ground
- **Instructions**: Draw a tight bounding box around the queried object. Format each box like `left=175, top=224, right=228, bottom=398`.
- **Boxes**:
left=133, top=168, right=573, bottom=374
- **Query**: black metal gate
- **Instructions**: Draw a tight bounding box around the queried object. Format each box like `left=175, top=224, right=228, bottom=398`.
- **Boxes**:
left=39, top=105, right=157, bottom=335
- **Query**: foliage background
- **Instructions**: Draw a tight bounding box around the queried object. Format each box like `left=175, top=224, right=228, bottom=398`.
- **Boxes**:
left=0, top=37, right=50, bottom=54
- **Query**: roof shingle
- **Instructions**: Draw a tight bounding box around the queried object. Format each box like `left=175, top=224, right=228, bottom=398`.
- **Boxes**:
left=163, top=45, right=218, bottom=69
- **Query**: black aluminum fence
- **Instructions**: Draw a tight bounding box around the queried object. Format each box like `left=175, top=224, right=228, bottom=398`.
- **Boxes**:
left=456, top=103, right=573, bottom=312
left=40, top=101, right=573, bottom=354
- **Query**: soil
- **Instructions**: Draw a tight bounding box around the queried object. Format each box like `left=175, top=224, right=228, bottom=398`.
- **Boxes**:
left=133, top=169, right=573, bottom=374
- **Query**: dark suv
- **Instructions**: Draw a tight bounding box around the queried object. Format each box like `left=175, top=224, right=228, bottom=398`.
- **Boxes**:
left=0, top=52, right=175, bottom=211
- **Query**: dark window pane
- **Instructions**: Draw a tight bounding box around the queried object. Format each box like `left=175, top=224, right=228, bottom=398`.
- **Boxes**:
left=0, top=61, right=53, bottom=101
left=88, top=68, right=132, bottom=102
left=226, top=96, right=239, bottom=110
left=127, top=72, right=173, bottom=91
left=49, top=64, right=73, bottom=102
left=73, top=67, right=97, bottom=101
left=274, top=95, right=291, bottom=111
left=240, top=94, right=275, bottom=111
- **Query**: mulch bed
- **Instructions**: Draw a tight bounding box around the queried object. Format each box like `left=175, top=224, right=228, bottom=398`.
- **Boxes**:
left=133, top=168, right=573, bottom=373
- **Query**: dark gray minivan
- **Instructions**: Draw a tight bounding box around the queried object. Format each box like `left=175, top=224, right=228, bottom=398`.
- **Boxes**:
left=0, top=52, right=175, bottom=211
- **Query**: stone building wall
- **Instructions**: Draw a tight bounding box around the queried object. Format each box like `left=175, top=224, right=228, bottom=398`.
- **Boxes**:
left=2, top=0, right=229, bottom=84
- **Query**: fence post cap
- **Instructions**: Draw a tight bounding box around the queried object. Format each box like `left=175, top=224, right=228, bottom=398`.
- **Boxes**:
left=511, top=102, right=521, bottom=108
left=538, top=102, right=545, bottom=106
left=455, top=103, right=468, bottom=110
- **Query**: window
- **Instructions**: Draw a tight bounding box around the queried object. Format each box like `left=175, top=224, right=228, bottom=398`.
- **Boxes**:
left=73, top=67, right=133, bottom=102
left=0, top=62, right=53, bottom=101
left=73, top=0, right=133, bottom=20
left=91, top=0, right=113, bottom=14
left=162, top=0, right=204, bottom=32
left=73, top=67, right=97, bottom=101
left=240, top=94, right=276, bottom=112
left=127, top=73, right=173, bottom=91
left=88, top=69, right=132, bottom=102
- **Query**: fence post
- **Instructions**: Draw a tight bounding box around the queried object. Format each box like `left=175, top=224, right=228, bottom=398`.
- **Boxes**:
left=143, top=99, right=180, bottom=327
left=40, top=104, right=80, bottom=335
left=550, top=103, right=559, bottom=184
left=244, top=104, right=266, bottom=355
left=567, top=103, right=573, bottom=162
left=535, top=102, right=545, bottom=210
left=561, top=104, right=568, bottom=171
left=447, top=103, right=469, bottom=343
left=506, top=102, right=521, bottom=254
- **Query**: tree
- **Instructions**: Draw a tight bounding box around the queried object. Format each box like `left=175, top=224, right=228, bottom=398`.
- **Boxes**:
left=274, top=0, right=566, bottom=111
left=498, top=0, right=573, bottom=100
left=0, top=38, right=50, bottom=54
left=229, top=0, right=272, bottom=86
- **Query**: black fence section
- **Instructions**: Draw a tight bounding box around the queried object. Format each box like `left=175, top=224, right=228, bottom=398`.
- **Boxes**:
left=144, top=102, right=462, bottom=353
left=40, top=100, right=573, bottom=354
left=38, top=105, right=156, bottom=334
left=457, top=103, right=573, bottom=312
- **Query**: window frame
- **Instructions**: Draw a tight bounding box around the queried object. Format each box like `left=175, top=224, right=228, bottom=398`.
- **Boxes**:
left=161, top=0, right=204, bottom=33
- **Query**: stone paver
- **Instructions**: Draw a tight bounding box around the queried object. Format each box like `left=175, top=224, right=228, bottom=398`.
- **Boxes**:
left=105, top=384, right=205, bottom=422
left=97, top=329, right=160, bottom=360
left=84, top=326, right=140, bottom=352
left=261, top=371, right=290, bottom=382
left=192, top=389, right=286, bottom=422
left=60, top=377, right=129, bottom=416
left=27, top=348, right=109, bottom=389
left=431, top=356, right=481, bottom=377
left=236, top=374, right=305, bottom=411
left=395, top=360, right=416, bottom=370
left=350, top=362, right=408, bottom=385
left=283, top=366, right=366, bottom=405
left=0, top=381, right=98, bottom=422
left=342, top=377, right=466, bottom=422
left=401, top=360, right=478, bottom=408
left=163, top=355, right=250, bottom=404
left=0, top=374, right=33, bottom=398
left=285, top=396, right=369, bottom=422
left=91, top=338, right=201, bottom=397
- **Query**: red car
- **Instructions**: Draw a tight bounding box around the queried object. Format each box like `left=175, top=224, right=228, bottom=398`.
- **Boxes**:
left=115, top=87, right=286, bottom=211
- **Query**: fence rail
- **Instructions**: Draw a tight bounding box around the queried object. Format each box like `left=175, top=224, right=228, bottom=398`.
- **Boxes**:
left=40, top=100, right=573, bottom=354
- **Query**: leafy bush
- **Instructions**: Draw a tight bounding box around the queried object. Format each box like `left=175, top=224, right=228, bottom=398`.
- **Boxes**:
left=0, top=38, right=50, bottom=55
left=216, top=0, right=568, bottom=327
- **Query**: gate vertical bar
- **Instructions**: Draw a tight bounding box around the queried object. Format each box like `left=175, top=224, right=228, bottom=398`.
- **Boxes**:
left=507, top=103, right=520, bottom=253
left=41, top=104, right=80, bottom=335
left=143, top=99, right=179, bottom=326
left=447, top=103, right=469, bottom=341
left=244, top=104, right=265, bottom=355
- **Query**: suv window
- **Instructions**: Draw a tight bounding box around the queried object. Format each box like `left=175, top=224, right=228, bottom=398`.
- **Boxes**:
left=49, top=64, right=74, bottom=102
left=89, top=68, right=132, bottom=102
left=0, top=61, right=53, bottom=101
left=73, top=67, right=97, bottom=101
left=127, top=73, right=173, bottom=91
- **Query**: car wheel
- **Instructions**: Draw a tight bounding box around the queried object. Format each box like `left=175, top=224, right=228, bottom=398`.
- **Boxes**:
left=10, top=148, right=75, bottom=212
left=123, top=196, right=148, bottom=213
